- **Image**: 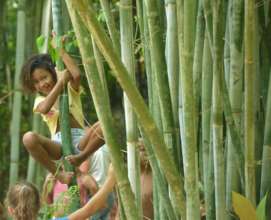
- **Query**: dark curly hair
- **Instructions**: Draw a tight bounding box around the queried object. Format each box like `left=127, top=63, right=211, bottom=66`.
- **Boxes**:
left=20, top=54, right=57, bottom=93
left=5, top=181, right=40, bottom=220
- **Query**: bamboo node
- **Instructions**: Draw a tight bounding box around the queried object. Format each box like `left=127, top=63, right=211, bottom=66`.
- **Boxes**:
left=244, top=58, right=254, bottom=64
left=117, top=2, right=133, bottom=10
left=117, top=180, right=131, bottom=188
left=165, top=0, right=176, bottom=6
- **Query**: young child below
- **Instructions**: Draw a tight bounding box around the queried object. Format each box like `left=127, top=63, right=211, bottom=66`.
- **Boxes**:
left=54, top=164, right=116, bottom=220
left=5, top=166, right=116, bottom=220
left=5, top=181, right=40, bottom=220
left=42, top=144, right=113, bottom=219
left=20, top=47, right=104, bottom=184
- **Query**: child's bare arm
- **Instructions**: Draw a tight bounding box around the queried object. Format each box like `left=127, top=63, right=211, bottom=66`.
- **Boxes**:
left=59, top=49, right=81, bottom=91
left=68, top=164, right=116, bottom=220
left=35, top=69, right=71, bottom=114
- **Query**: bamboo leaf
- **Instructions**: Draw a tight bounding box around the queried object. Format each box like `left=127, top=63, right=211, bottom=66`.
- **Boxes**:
left=36, top=35, right=45, bottom=53
left=256, top=194, right=268, bottom=220
left=232, top=191, right=257, bottom=220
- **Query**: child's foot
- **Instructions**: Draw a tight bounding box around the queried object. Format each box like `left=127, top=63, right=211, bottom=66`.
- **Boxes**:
left=65, top=154, right=86, bottom=167
left=56, top=171, right=74, bottom=185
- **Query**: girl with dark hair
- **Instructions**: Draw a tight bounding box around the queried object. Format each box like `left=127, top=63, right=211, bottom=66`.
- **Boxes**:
left=20, top=48, right=108, bottom=185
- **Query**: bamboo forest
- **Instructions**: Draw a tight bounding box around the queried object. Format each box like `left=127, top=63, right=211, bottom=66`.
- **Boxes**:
left=1, top=0, right=271, bottom=219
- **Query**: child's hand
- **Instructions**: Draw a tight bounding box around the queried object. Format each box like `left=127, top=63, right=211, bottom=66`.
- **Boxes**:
left=51, top=31, right=65, bottom=50
left=57, top=69, right=72, bottom=85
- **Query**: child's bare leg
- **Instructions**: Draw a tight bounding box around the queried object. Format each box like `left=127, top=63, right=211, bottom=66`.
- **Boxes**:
left=66, top=121, right=104, bottom=166
left=23, top=131, right=73, bottom=184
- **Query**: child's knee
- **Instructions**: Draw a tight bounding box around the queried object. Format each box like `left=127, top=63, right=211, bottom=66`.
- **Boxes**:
left=22, top=131, right=38, bottom=149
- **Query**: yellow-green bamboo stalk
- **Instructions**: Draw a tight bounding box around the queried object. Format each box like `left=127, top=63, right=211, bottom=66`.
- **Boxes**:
left=70, top=1, right=186, bottom=218
left=193, top=2, right=205, bottom=148
left=165, top=0, right=181, bottom=168
left=99, top=0, right=120, bottom=54
left=143, top=0, right=176, bottom=163
left=120, top=0, right=142, bottom=217
left=65, top=3, right=139, bottom=219
left=52, top=0, right=74, bottom=174
left=226, top=0, right=243, bottom=214
left=212, top=1, right=226, bottom=219
left=202, top=32, right=215, bottom=220
left=9, top=0, right=26, bottom=185
left=202, top=0, right=213, bottom=55
left=244, top=0, right=256, bottom=205
left=179, top=1, right=200, bottom=219
left=260, top=69, right=271, bottom=197
left=27, top=0, right=51, bottom=184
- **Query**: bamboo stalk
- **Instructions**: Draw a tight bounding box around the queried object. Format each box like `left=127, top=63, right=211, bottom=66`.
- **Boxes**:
left=165, top=0, right=181, bottom=168
left=143, top=0, right=176, bottom=163
left=70, top=1, right=186, bottom=218
left=260, top=68, right=271, bottom=197
left=27, top=0, right=51, bottom=184
left=202, top=32, right=215, bottom=220
left=212, top=1, right=226, bottom=219
left=226, top=0, right=243, bottom=214
left=244, top=0, right=256, bottom=205
left=179, top=1, right=200, bottom=219
left=193, top=2, right=205, bottom=149
left=65, top=3, right=139, bottom=219
left=9, top=0, right=26, bottom=185
left=52, top=0, right=75, bottom=176
left=120, top=0, right=142, bottom=218
left=99, top=0, right=120, bottom=54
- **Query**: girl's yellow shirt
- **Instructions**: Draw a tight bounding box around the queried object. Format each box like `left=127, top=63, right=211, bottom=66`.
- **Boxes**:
left=33, top=83, right=85, bottom=137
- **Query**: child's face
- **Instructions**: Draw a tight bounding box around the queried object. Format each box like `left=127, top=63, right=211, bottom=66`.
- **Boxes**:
left=32, top=68, right=55, bottom=95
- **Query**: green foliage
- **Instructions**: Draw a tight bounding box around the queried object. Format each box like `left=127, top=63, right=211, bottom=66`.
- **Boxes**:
left=232, top=191, right=269, bottom=220
left=36, top=35, right=45, bottom=53
left=38, top=185, right=80, bottom=220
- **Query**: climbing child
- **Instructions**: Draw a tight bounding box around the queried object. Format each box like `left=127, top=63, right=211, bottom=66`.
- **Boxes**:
left=20, top=46, right=105, bottom=184
left=5, top=181, right=40, bottom=220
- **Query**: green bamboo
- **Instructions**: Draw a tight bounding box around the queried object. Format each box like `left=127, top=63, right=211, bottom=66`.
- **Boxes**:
left=27, top=0, right=51, bottom=184
left=202, top=0, right=213, bottom=54
left=254, top=12, right=264, bottom=203
left=165, top=0, right=181, bottom=168
left=201, top=32, right=215, bottom=220
left=9, top=0, right=26, bottom=185
left=260, top=68, right=271, bottom=197
left=226, top=0, right=243, bottom=214
left=143, top=0, right=176, bottom=163
left=99, top=0, right=120, bottom=54
left=264, top=0, right=270, bottom=26
left=142, top=4, right=165, bottom=219
left=148, top=0, right=180, bottom=215
left=212, top=1, right=226, bottom=219
left=51, top=0, right=74, bottom=174
left=193, top=2, right=205, bottom=148
left=65, top=4, right=139, bottom=219
left=70, top=1, right=186, bottom=218
left=120, top=0, right=142, bottom=218
left=140, top=131, right=178, bottom=220
left=180, top=1, right=200, bottom=219
left=223, top=4, right=230, bottom=86
left=176, top=0, right=185, bottom=172
left=244, top=0, right=256, bottom=205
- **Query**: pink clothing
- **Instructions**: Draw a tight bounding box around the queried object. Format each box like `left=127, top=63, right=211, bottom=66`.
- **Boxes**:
left=53, top=181, right=68, bottom=201
left=52, top=178, right=89, bottom=206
